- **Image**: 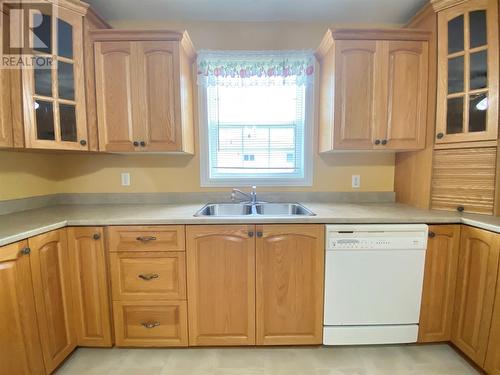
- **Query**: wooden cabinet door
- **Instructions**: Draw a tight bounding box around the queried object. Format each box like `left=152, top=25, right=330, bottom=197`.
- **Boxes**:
left=0, top=241, right=45, bottom=375
left=29, top=229, right=76, bottom=374
left=418, top=225, right=460, bottom=342
left=333, top=40, right=378, bottom=149
left=186, top=225, right=256, bottom=346
left=485, top=268, right=500, bottom=375
left=0, top=69, right=14, bottom=147
left=378, top=40, right=428, bottom=150
left=94, top=41, right=138, bottom=152
left=22, top=7, right=89, bottom=151
left=256, top=225, right=325, bottom=345
left=135, top=41, right=181, bottom=151
left=451, top=225, right=500, bottom=366
left=67, top=227, right=112, bottom=347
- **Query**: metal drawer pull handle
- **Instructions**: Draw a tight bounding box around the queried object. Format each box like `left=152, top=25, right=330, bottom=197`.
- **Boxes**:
left=136, top=236, right=157, bottom=242
left=138, top=274, right=159, bottom=281
left=141, top=321, right=160, bottom=329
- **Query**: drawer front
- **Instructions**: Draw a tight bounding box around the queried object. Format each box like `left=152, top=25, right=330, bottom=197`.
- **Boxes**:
left=110, top=252, right=186, bottom=300
left=113, top=301, right=188, bottom=347
left=107, top=226, right=185, bottom=252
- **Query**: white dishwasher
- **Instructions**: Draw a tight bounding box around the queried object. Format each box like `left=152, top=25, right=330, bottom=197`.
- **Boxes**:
left=323, top=224, right=428, bottom=345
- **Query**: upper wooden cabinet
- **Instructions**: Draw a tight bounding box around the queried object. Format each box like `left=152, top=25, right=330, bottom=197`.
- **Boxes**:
left=92, top=31, right=196, bottom=153
left=451, top=225, right=500, bottom=367
left=433, top=0, right=499, bottom=147
left=418, top=225, right=460, bottom=343
left=0, top=241, right=45, bottom=375
left=256, top=225, right=325, bottom=345
left=21, top=0, right=89, bottom=150
left=315, top=28, right=430, bottom=152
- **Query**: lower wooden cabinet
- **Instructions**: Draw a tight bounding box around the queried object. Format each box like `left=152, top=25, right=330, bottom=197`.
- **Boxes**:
left=113, top=300, right=188, bottom=347
left=451, top=225, right=500, bottom=367
left=29, top=228, right=77, bottom=374
left=68, top=227, right=113, bottom=347
left=186, top=225, right=256, bottom=346
left=0, top=240, right=45, bottom=375
left=418, top=225, right=460, bottom=343
left=485, top=268, right=500, bottom=375
left=256, top=224, right=325, bottom=345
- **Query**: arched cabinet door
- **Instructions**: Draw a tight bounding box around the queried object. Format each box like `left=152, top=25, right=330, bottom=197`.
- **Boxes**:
left=379, top=40, right=428, bottom=150
left=333, top=40, right=378, bottom=150
left=94, top=41, right=137, bottom=152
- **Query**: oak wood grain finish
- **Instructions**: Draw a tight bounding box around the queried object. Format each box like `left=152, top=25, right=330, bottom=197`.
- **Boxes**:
left=418, top=225, right=461, bottom=343
left=431, top=147, right=497, bottom=214
left=484, top=265, right=500, bottom=374
left=92, top=31, right=196, bottom=153
left=107, top=225, right=185, bottom=252
left=256, top=225, right=325, bottom=345
left=379, top=40, right=428, bottom=150
left=395, top=3, right=437, bottom=209
left=22, top=7, right=89, bottom=151
left=451, top=225, right=500, bottom=367
left=110, top=251, right=186, bottom=301
left=113, top=300, right=188, bottom=347
left=0, top=241, right=45, bottom=375
left=28, top=228, right=77, bottom=374
left=186, top=225, right=256, bottom=346
left=68, top=227, right=113, bottom=347
left=435, top=0, right=499, bottom=145
left=0, top=68, right=14, bottom=147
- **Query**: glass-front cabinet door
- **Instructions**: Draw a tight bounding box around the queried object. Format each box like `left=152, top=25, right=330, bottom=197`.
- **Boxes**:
left=435, top=0, right=498, bottom=145
left=22, top=4, right=88, bottom=150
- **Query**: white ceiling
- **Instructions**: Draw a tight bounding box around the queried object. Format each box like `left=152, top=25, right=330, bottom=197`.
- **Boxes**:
left=85, top=0, right=428, bottom=24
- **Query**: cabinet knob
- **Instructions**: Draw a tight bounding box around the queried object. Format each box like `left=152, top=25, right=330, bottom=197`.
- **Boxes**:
left=457, top=206, right=465, bottom=212
left=133, top=141, right=139, bottom=147
left=374, top=139, right=381, bottom=145
left=256, top=232, right=263, bottom=238
left=248, top=231, right=254, bottom=238
left=428, top=231, right=436, bottom=238
left=140, top=141, right=146, bottom=147
left=381, top=139, right=388, bottom=145
left=92, top=233, right=101, bottom=240
left=20, top=247, right=31, bottom=255
left=437, top=133, right=444, bottom=139
left=80, top=139, right=87, bottom=146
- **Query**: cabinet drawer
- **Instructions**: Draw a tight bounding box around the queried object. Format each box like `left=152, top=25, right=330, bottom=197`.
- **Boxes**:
left=110, top=252, right=186, bottom=300
left=113, top=301, right=188, bottom=347
left=107, top=226, right=185, bottom=252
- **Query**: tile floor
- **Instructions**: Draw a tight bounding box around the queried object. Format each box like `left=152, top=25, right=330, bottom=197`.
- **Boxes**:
left=56, top=344, right=480, bottom=375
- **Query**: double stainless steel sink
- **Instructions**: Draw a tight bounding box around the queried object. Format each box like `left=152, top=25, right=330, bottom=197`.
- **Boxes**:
left=194, top=202, right=316, bottom=217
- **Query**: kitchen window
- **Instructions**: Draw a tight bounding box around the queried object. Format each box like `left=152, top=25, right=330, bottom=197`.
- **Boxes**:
left=197, top=51, right=314, bottom=187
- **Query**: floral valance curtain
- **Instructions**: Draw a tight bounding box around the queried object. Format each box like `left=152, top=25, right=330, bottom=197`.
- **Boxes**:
left=197, top=50, right=315, bottom=87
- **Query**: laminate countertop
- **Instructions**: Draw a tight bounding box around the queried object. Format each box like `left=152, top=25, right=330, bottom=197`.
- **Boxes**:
left=0, top=202, right=499, bottom=247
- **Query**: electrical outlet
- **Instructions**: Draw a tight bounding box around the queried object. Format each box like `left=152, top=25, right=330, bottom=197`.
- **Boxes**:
left=352, top=175, right=360, bottom=189
left=121, top=172, right=131, bottom=187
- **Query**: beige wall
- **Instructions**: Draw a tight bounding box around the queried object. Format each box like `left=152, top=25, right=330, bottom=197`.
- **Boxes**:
left=0, top=20, right=396, bottom=201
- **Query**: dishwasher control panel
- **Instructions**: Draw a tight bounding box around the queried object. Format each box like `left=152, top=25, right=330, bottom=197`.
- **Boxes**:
left=326, top=224, right=428, bottom=251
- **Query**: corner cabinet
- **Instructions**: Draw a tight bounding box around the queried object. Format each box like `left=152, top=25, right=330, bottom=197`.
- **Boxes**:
left=22, top=0, right=89, bottom=150
left=451, top=225, right=500, bottom=367
left=433, top=0, right=499, bottom=147
left=315, top=29, right=430, bottom=152
left=92, top=31, right=196, bottom=153
left=0, top=241, right=45, bottom=375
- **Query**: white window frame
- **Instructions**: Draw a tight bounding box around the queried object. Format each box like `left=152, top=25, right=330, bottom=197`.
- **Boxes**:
left=198, top=80, right=314, bottom=187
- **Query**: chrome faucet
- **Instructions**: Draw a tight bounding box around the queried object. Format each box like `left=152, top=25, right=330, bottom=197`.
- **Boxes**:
left=231, top=186, right=258, bottom=204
